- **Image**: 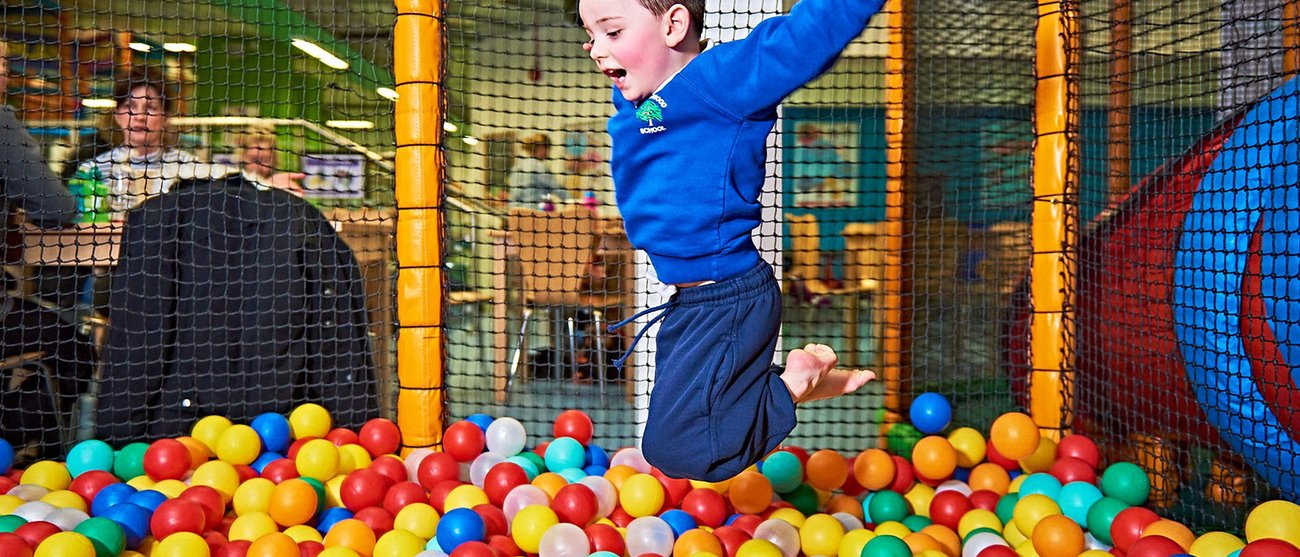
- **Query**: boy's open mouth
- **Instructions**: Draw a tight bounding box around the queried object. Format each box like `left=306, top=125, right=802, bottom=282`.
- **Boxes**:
left=604, top=69, right=627, bottom=79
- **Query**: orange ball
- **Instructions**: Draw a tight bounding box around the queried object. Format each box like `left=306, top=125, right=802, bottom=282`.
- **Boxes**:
left=323, top=518, right=378, bottom=557
left=968, top=463, right=1012, bottom=495
left=531, top=472, right=568, bottom=499
left=902, top=532, right=944, bottom=555
left=604, top=465, right=638, bottom=490
left=176, top=436, right=212, bottom=467
left=1142, top=519, right=1195, bottom=550
left=267, top=479, right=319, bottom=527
left=805, top=450, right=849, bottom=491
left=674, top=529, right=724, bottom=557
left=1031, top=514, right=1085, bottom=557
left=1017, top=436, right=1058, bottom=474
left=826, top=494, right=865, bottom=521
left=852, top=449, right=896, bottom=491
left=247, top=532, right=300, bottom=557
left=919, top=524, right=961, bottom=557
left=990, top=412, right=1041, bottom=461
left=911, top=437, right=958, bottom=481
left=727, top=471, right=774, bottom=515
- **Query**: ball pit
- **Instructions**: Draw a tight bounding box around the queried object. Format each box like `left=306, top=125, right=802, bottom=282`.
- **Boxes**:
left=1, top=405, right=1297, bottom=557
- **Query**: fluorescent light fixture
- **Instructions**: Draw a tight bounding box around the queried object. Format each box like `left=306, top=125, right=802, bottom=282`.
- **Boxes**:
left=128, top=42, right=153, bottom=52
left=163, top=42, right=198, bottom=53
left=443, top=122, right=458, bottom=133
left=325, top=120, right=374, bottom=130
left=462, top=136, right=480, bottom=146
left=82, top=98, right=117, bottom=109
left=291, top=39, right=349, bottom=70
left=376, top=87, right=399, bottom=101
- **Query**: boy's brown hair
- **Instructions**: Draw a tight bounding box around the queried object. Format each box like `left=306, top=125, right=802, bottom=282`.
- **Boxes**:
left=639, top=0, right=705, bottom=39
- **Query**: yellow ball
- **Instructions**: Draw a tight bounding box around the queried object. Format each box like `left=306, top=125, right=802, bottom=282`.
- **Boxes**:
left=325, top=475, right=346, bottom=508
left=393, top=503, right=440, bottom=539
left=338, top=444, right=372, bottom=474
left=228, top=511, right=279, bottom=542
left=374, top=529, right=426, bottom=557
left=531, top=472, right=569, bottom=499
left=1007, top=474, right=1028, bottom=494
left=904, top=482, right=936, bottom=518
left=619, top=474, right=666, bottom=517
left=873, top=521, right=912, bottom=539
left=445, top=484, right=491, bottom=511
left=948, top=427, right=987, bottom=468
left=1188, top=531, right=1246, bottom=557
left=768, top=508, right=806, bottom=528
left=285, top=524, right=325, bottom=543
left=1245, top=499, right=1300, bottom=546
left=916, top=551, right=947, bottom=557
left=511, top=505, right=560, bottom=554
left=1078, top=551, right=1114, bottom=557
left=957, top=509, right=1003, bottom=539
left=0, top=494, right=23, bottom=515
left=296, top=439, right=342, bottom=482
left=799, top=513, right=845, bottom=557
left=41, top=490, right=88, bottom=513
left=190, top=461, right=240, bottom=503
left=33, top=532, right=95, bottom=557
left=838, top=529, right=876, bottom=557
left=736, top=539, right=784, bottom=557
left=126, top=476, right=156, bottom=491
left=152, top=531, right=211, bottom=557
left=233, top=477, right=276, bottom=516
left=289, top=403, right=333, bottom=440
left=1015, top=539, right=1041, bottom=557
left=1003, top=520, right=1028, bottom=548
left=1017, top=437, right=1057, bottom=474
left=152, top=479, right=189, bottom=499
left=1012, top=494, right=1061, bottom=536
left=23, top=461, right=72, bottom=491
left=216, top=424, right=263, bottom=466
left=689, top=478, right=732, bottom=493
left=191, top=415, right=234, bottom=454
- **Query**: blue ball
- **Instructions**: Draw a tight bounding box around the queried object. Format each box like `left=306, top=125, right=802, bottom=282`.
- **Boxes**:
left=125, top=489, right=168, bottom=512
left=98, top=502, right=151, bottom=548
left=909, top=392, right=953, bottom=434
left=1018, top=473, right=1063, bottom=500
left=251, top=451, right=285, bottom=473
left=465, top=413, right=495, bottom=432
left=860, top=491, right=877, bottom=523
left=544, top=437, right=586, bottom=472
left=585, top=443, right=611, bottom=469
left=761, top=451, right=803, bottom=493
left=436, top=507, right=486, bottom=552
left=251, top=413, right=292, bottom=453
left=1057, top=481, right=1104, bottom=526
left=724, top=513, right=742, bottom=526
left=91, top=483, right=139, bottom=517
left=953, top=467, right=971, bottom=483
left=315, top=506, right=354, bottom=534
left=0, top=438, right=12, bottom=474
left=660, top=509, right=697, bottom=537
left=583, top=465, right=608, bottom=477
left=555, top=467, right=587, bottom=483
left=66, top=439, right=116, bottom=478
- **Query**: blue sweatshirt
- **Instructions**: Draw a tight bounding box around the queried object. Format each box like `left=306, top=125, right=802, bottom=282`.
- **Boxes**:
left=607, top=0, right=885, bottom=284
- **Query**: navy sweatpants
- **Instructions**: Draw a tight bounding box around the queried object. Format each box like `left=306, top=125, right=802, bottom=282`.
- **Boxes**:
left=640, top=261, right=796, bottom=481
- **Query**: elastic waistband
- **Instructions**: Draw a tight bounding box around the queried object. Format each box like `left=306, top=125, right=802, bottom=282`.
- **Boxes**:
left=675, top=260, right=775, bottom=305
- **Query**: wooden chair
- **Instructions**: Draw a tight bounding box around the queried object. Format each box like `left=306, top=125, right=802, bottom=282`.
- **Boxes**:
left=784, top=214, right=881, bottom=367
left=505, top=207, right=626, bottom=402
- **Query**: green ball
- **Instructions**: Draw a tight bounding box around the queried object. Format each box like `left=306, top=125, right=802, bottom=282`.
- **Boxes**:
left=762, top=451, right=804, bottom=494
left=1100, top=462, right=1150, bottom=506
left=519, top=451, right=546, bottom=474
left=504, top=455, right=539, bottom=479
left=867, top=490, right=909, bottom=524
left=300, top=476, right=327, bottom=514
left=995, top=492, right=1020, bottom=524
left=885, top=424, right=922, bottom=461
left=74, top=516, right=127, bottom=557
left=1084, top=496, right=1129, bottom=546
left=780, top=483, right=819, bottom=516
left=860, top=534, right=911, bottom=557
left=112, top=442, right=149, bottom=480
left=0, top=514, right=27, bottom=533
left=901, top=514, right=932, bottom=532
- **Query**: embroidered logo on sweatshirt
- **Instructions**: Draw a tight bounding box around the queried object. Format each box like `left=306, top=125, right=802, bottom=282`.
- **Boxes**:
left=636, top=95, right=667, bottom=134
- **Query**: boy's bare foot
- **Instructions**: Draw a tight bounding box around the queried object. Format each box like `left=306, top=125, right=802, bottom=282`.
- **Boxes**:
left=781, top=344, right=876, bottom=404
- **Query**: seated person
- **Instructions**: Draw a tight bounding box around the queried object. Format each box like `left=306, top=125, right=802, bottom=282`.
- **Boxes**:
left=507, top=133, right=566, bottom=209
left=234, top=125, right=305, bottom=196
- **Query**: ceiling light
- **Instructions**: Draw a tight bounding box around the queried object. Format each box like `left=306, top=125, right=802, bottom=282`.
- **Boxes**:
left=163, top=42, right=198, bottom=53
left=462, top=136, right=480, bottom=146
left=376, top=87, right=399, bottom=101
left=82, top=98, right=117, bottom=109
left=325, top=120, right=374, bottom=130
left=443, top=122, right=458, bottom=133
left=292, top=39, right=349, bottom=70
left=128, top=42, right=153, bottom=52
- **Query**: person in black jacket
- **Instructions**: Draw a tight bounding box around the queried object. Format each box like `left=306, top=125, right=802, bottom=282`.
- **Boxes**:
left=94, top=175, right=377, bottom=445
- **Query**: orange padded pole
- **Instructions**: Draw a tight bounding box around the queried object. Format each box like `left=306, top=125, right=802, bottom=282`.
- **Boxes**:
left=1286, top=1, right=1299, bottom=78
left=1029, top=0, right=1079, bottom=440
left=882, top=0, right=915, bottom=438
left=393, top=0, right=446, bottom=450
left=1108, top=0, right=1131, bottom=202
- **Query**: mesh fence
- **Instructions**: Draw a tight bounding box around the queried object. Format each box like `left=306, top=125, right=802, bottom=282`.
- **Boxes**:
left=0, top=0, right=399, bottom=463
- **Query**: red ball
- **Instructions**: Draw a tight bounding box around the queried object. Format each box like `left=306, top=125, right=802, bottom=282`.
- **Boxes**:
left=370, top=455, right=408, bottom=484
left=483, top=462, right=529, bottom=507
left=144, top=438, right=193, bottom=481
left=203, top=530, right=228, bottom=555
left=68, top=470, right=119, bottom=506
left=444, top=421, right=486, bottom=462
left=0, top=533, right=32, bottom=557
left=889, top=455, right=916, bottom=493
left=429, top=479, right=465, bottom=513
left=651, top=468, right=692, bottom=508
left=151, top=498, right=208, bottom=539
left=179, top=485, right=227, bottom=531
left=779, top=446, right=810, bottom=466
left=286, top=436, right=319, bottom=460
left=473, top=504, right=510, bottom=538
left=383, top=481, right=430, bottom=515
left=1056, top=434, right=1101, bottom=468
left=1126, top=535, right=1185, bottom=557
left=0, top=476, right=16, bottom=495
left=729, top=515, right=763, bottom=536
left=714, top=526, right=750, bottom=557
left=359, top=419, right=402, bottom=458
left=1240, top=539, right=1300, bottom=557
left=451, top=540, right=501, bottom=557
left=976, top=547, right=1018, bottom=557
left=417, top=452, right=462, bottom=490
left=234, top=464, right=258, bottom=484
left=486, top=535, right=521, bottom=557
left=1049, top=456, right=1097, bottom=484
left=585, top=523, right=627, bottom=556
left=840, top=455, right=866, bottom=497
left=607, top=507, right=634, bottom=528
left=13, top=521, right=60, bottom=548
left=680, top=488, right=729, bottom=528
left=298, top=540, right=325, bottom=557
left=1110, top=506, right=1160, bottom=553
left=553, top=410, right=595, bottom=445
left=533, top=441, right=550, bottom=457
left=928, top=490, right=973, bottom=530
left=969, top=489, right=1000, bottom=512
left=217, top=539, right=252, bottom=557
left=353, top=506, right=395, bottom=537
left=340, top=468, right=392, bottom=512
left=326, top=427, right=360, bottom=446
left=985, top=442, right=1020, bottom=471
left=551, top=483, right=599, bottom=526
left=261, top=458, right=300, bottom=483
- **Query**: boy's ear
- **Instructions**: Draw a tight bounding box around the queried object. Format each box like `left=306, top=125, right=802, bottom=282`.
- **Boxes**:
left=663, top=3, right=693, bottom=48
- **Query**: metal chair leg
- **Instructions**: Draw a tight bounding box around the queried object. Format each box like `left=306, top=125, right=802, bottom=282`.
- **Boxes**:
left=506, top=307, right=533, bottom=401
left=593, top=310, right=607, bottom=406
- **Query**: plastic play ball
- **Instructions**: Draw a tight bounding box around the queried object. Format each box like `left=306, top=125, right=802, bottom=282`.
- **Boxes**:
left=1189, top=532, right=1246, bottom=557
left=485, top=418, right=528, bottom=457
left=234, top=477, right=276, bottom=516
left=215, top=425, right=263, bottom=466
left=1100, top=462, right=1151, bottom=506
left=911, top=436, right=958, bottom=481
left=417, top=452, right=462, bottom=490
left=761, top=451, right=803, bottom=494
left=544, top=438, right=586, bottom=472
left=251, top=413, right=293, bottom=454
left=947, top=428, right=987, bottom=468
left=191, top=415, right=234, bottom=454
left=1244, top=500, right=1300, bottom=546
left=150, top=497, right=207, bottom=539
left=736, top=538, right=784, bottom=557
left=297, top=440, right=342, bottom=483
left=289, top=404, right=333, bottom=440
left=537, top=522, right=590, bottom=557
left=502, top=485, right=550, bottom=524
left=804, top=450, right=849, bottom=492
left=341, top=469, right=391, bottom=512
left=962, top=531, right=1009, bottom=557
left=1083, top=496, right=1128, bottom=546
left=1049, top=456, right=1097, bottom=485
left=22, top=462, right=71, bottom=492
left=151, top=531, right=209, bottom=557
left=31, top=531, right=94, bottom=557
left=624, top=516, right=674, bottom=557
left=1030, top=514, right=1084, bottom=557
left=483, top=463, right=530, bottom=507
left=66, top=440, right=116, bottom=478
left=143, top=439, right=193, bottom=481
left=1055, top=481, right=1102, bottom=526
left=619, top=474, right=666, bottom=518
left=550, top=484, right=598, bottom=526
left=798, top=513, right=844, bottom=557
left=445, top=421, right=487, bottom=463
left=374, top=529, right=425, bottom=557
left=1017, top=437, right=1058, bottom=474
left=989, top=413, right=1040, bottom=461
left=1109, top=506, right=1160, bottom=553
left=1126, top=534, right=1185, bottom=557
left=680, top=488, right=728, bottom=528
left=853, top=449, right=897, bottom=491
left=909, top=393, right=953, bottom=435
left=609, top=448, right=651, bottom=473
left=267, top=479, right=319, bottom=527
left=98, top=502, right=151, bottom=547
left=511, top=505, right=559, bottom=554
left=1142, top=519, right=1195, bottom=550
left=727, top=471, right=773, bottom=515
left=552, top=411, right=595, bottom=445
left=1239, top=538, right=1300, bottom=557
left=357, top=419, right=401, bottom=458
left=860, top=534, right=911, bottom=557
left=1018, top=473, right=1063, bottom=500
left=246, top=531, right=298, bottom=557
left=323, top=519, right=377, bottom=556
left=1055, top=435, right=1100, bottom=467
left=73, top=516, right=126, bottom=557
left=867, top=490, right=910, bottom=524
left=577, top=476, right=618, bottom=519
left=1012, top=494, right=1061, bottom=536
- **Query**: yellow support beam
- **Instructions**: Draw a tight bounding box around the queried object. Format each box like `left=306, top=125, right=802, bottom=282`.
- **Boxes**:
left=882, top=0, right=915, bottom=439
